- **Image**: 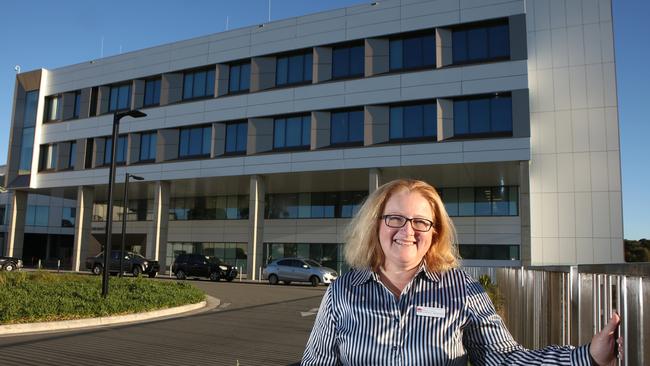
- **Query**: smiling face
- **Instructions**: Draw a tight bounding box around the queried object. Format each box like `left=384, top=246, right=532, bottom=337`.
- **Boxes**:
left=378, top=189, right=434, bottom=271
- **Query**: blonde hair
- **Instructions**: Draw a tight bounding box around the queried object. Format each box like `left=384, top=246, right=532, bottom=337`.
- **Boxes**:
left=344, top=179, right=459, bottom=273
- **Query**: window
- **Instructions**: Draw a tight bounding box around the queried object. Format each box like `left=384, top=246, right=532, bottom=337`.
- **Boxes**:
left=39, top=144, right=58, bottom=171
left=93, top=199, right=154, bottom=222
left=263, top=243, right=343, bottom=273
left=62, top=207, right=76, bottom=227
left=332, top=44, right=364, bottom=79
left=169, top=195, right=249, bottom=220
left=390, top=33, right=436, bottom=71
left=453, top=94, right=512, bottom=137
left=68, top=141, right=77, bottom=169
left=139, top=132, right=157, bottom=161
left=73, top=91, right=82, bottom=118
left=84, top=139, right=94, bottom=169
left=266, top=191, right=367, bottom=219
left=179, top=125, right=211, bottom=158
left=45, top=95, right=62, bottom=122
left=273, top=115, right=311, bottom=150
left=183, top=68, right=215, bottom=100
left=276, top=51, right=313, bottom=86
left=440, top=186, right=518, bottom=217
left=225, top=122, right=248, bottom=154
left=453, top=22, right=510, bottom=64
left=104, top=135, right=127, bottom=165
left=26, top=205, right=49, bottom=227
left=0, top=205, right=5, bottom=225
left=143, top=78, right=161, bottom=107
left=109, top=84, right=131, bottom=112
left=228, top=63, right=251, bottom=94
left=389, top=102, right=437, bottom=141
left=459, top=244, right=519, bottom=260
left=330, top=110, right=364, bottom=145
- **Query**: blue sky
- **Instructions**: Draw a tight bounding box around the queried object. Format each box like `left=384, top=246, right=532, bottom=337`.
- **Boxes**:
left=0, top=0, right=647, bottom=240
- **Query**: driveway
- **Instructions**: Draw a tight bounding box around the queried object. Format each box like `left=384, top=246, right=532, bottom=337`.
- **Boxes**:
left=0, top=280, right=327, bottom=366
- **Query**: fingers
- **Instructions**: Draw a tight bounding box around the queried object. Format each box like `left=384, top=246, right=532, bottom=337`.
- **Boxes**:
left=603, top=311, right=620, bottom=333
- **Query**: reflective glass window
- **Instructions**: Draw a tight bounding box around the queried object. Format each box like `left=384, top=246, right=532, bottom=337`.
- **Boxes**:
left=69, top=141, right=76, bottom=169
left=389, top=102, right=436, bottom=141
left=109, top=84, right=131, bottom=112
left=229, top=63, right=251, bottom=93
left=276, top=51, right=312, bottom=86
left=332, top=45, right=364, bottom=79
left=183, top=68, right=215, bottom=100
left=452, top=22, right=510, bottom=64
left=73, top=91, right=82, bottom=118
left=390, top=33, right=435, bottom=71
left=45, top=95, right=62, bottom=121
left=139, top=132, right=157, bottom=161
left=104, top=135, right=127, bottom=164
left=225, top=122, right=248, bottom=154
left=331, top=110, right=364, bottom=145
left=179, top=126, right=211, bottom=158
left=62, top=207, right=76, bottom=227
left=144, top=78, right=161, bottom=107
left=454, top=94, right=512, bottom=136
left=273, top=115, right=310, bottom=149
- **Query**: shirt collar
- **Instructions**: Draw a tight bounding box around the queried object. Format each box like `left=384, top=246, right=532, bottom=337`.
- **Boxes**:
left=349, top=262, right=441, bottom=287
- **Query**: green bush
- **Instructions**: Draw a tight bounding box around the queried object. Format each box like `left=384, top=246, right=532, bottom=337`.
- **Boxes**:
left=0, top=271, right=205, bottom=324
left=478, top=274, right=504, bottom=316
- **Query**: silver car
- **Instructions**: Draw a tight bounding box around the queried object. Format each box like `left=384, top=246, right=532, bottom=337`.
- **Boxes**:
left=263, top=258, right=338, bottom=286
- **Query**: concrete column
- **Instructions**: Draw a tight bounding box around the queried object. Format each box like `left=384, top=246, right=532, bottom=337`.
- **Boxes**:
left=369, top=168, right=382, bottom=194
left=6, top=190, right=27, bottom=258
left=519, top=161, right=531, bottom=266
left=160, top=73, right=183, bottom=105
left=248, top=175, right=265, bottom=280
left=147, top=181, right=170, bottom=272
left=216, top=64, right=230, bottom=97
left=158, top=129, right=179, bottom=162
left=509, top=15, right=527, bottom=61
left=313, top=47, right=332, bottom=83
left=437, top=98, right=454, bottom=141
left=365, top=38, right=389, bottom=77
left=511, top=89, right=530, bottom=138
left=132, top=80, right=145, bottom=110
left=247, top=118, right=274, bottom=155
left=250, top=57, right=276, bottom=92
left=436, top=28, right=453, bottom=67
left=364, top=105, right=389, bottom=146
left=214, top=123, right=226, bottom=157
left=72, top=186, right=94, bottom=271
left=128, top=133, right=140, bottom=165
left=97, top=86, right=111, bottom=115
left=311, top=111, right=331, bottom=150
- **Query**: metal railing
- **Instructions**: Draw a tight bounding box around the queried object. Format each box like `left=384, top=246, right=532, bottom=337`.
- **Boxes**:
left=486, top=264, right=649, bottom=366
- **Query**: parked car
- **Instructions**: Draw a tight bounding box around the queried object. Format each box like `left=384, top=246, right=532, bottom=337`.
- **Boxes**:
left=263, top=258, right=338, bottom=286
left=85, top=251, right=159, bottom=278
left=171, top=253, right=238, bottom=281
left=0, top=256, right=23, bottom=272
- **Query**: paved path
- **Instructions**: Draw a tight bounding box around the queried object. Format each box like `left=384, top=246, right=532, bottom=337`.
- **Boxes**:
left=0, top=280, right=326, bottom=366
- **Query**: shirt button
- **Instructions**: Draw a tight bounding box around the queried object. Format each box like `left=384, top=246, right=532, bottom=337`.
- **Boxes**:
left=392, top=346, right=399, bottom=351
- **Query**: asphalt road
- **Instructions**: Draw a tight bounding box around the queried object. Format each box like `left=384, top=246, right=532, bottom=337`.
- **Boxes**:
left=0, top=280, right=327, bottom=366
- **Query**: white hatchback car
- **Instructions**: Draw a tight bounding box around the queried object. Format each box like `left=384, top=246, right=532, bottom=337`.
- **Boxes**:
left=263, top=258, right=338, bottom=286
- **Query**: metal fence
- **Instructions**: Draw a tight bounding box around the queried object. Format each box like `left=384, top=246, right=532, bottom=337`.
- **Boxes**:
left=484, top=264, right=649, bottom=365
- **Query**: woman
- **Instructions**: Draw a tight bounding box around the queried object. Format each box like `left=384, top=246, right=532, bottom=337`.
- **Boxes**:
left=302, top=179, right=621, bottom=365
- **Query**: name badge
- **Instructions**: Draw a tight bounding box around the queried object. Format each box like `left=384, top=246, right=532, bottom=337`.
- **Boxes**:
left=416, top=306, right=446, bottom=318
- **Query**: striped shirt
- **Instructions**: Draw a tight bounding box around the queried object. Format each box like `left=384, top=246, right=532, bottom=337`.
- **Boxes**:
left=302, top=266, right=592, bottom=365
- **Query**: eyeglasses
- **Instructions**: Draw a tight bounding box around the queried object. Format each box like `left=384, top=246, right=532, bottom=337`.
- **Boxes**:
left=381, top=214, right=434, bottom=232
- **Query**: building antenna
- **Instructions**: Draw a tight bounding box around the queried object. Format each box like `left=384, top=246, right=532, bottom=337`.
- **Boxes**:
left=226, top=16, right=229, bottom=30
left=268, top=0, right=271, bottom=21
left=101, top=36, right=105, bottom=58
left=14, top=65, right=21, bottom=74
left=119, top=44, right=123, bottom=54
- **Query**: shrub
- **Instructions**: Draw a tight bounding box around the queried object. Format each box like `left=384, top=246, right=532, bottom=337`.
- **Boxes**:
left=478, top=274, right=504, bottom=316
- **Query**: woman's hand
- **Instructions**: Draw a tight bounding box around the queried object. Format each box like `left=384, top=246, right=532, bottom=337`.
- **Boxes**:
left=589, top=312, right=623, bottom=365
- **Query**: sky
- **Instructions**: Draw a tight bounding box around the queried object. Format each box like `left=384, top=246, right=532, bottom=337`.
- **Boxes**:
left=0, top=0, right=647, bottom=240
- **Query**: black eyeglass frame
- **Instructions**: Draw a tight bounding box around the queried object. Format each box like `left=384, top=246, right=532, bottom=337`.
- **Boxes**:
left=381, top=214, right=434, bottom=232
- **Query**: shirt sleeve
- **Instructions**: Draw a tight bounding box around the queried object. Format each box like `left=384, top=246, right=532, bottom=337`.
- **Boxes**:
left=462, top=275, right=592, bottom=366
left=301, top=284, right=341, bottom=366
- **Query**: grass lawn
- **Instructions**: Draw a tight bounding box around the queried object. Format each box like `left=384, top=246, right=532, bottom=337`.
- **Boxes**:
left=0, top=271, right=205, bottom=324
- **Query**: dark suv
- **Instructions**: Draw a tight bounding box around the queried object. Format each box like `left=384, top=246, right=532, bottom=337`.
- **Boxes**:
left=86, top=251, right=160, bottom=278
left=172, top=253, right=238, bottom=282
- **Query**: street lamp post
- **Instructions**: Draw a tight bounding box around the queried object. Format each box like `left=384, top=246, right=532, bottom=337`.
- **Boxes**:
left=119, top=173, right=144, bottom=277
left=102, top=110, right=147, bottom=297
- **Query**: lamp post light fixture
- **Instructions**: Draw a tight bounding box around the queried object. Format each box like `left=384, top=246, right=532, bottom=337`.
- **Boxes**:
left=102, top=110, right=147, bottom=297
left=119, top=173, right=144, bottom=277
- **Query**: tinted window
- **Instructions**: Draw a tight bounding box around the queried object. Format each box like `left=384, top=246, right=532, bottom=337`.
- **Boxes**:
left=332, top=45, right=364, bottom=79
left=390, top=33, right=435, bottom=71
left=69, top=141, right=76, bottom=169
left=453, top=94, right=512, bottom=136
left=144, top=78, right=161, bottom=107
left=45, top=95, right=62, bottom=122
left=73, top=91, right=82, bottom=118
left=179, top=126, right=211, bottom=158
left=183, top=68, right=216, bottom=100
left=440, top=186, right=518, bottom=217
left=276, top=51, right=312, bottom=86
left=273, top=115, right=311, bottom=149
left=109, top=84, right=131, bottom=112
left=277, top=260, right=291, bottom=266
left=229, top=63, right=251, bottom=93
left=225, top=122, right=248, bottom=154
left=389, top=102, right=436, bottom=140
left=104, top=135, right=127, bottom=164
left=453, top=22, right=510, bottom=64
left=330, top=110, right=364, bottom=145
left=266, top=191, right=367, bottom=219
left=140, top=132, right=157, bottom=161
